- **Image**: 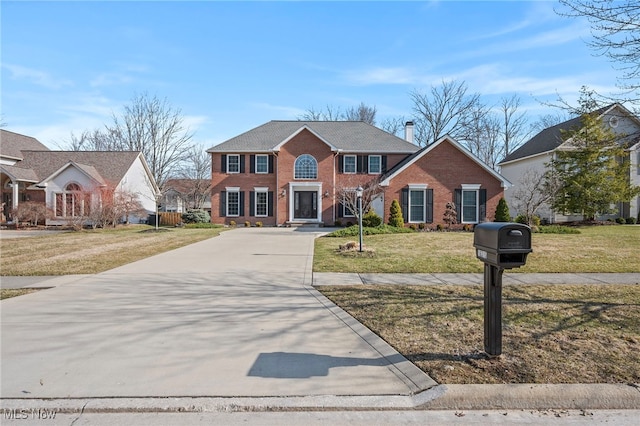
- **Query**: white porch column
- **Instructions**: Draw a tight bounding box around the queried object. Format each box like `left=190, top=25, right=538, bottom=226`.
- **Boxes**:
left=11, top=182, right=19, bottom=212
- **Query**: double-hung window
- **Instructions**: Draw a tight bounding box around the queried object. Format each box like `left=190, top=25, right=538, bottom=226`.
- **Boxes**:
left=255, top=155, right=268, bottom=174
left=227, top=154, right=240, bottom=174
left=255, top=189, right=268, bottom=217
left=343, top=155, right=356, bottom=174
left=368, top=155, right=381, bottom=174
left=408, top=185, right=427, bottom=223
left=461, top=184, right=481, bottom=223
left=226, top=188, right=240, bottom=216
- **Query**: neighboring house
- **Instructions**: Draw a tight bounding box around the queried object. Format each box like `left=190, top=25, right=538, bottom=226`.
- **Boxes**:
left=207, top=121, right=510, bottom=227
left=0, top=129, right=159, bottom=225
left=161, top=178, right=212, bottom=214
left=500, top=104, right=640, bottom=223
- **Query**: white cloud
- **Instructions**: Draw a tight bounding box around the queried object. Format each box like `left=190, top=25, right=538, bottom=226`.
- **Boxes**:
left=342, top=67, right=421, bottom=86
left=2, top=64, right=73, bottom=90
left=249, top=102, right=306, bottom=118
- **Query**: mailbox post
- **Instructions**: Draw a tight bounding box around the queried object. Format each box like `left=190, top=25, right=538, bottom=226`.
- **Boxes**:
left=473, top=223, right=532, bottom=357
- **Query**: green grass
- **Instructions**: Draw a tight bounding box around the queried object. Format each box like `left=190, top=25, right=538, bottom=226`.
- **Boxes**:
left=314, top=225, right=640, bottom=273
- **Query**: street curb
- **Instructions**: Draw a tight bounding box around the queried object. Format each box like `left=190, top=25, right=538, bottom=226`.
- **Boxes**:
left=1, top=384, right=638, bottom=413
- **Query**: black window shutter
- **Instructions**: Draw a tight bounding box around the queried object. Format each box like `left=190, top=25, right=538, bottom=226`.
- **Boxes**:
left=337, top=201, right=344, bottom=218
left=338, top=156, right=344, bottom=174
left=240, top=155, right=245, bottom=173
left=357, top=156, right=366, bottom=173
left=479, top=189, right=487, bottom=222
left=401, top=188, right=409, bottom=223
left=381, top=156, right=387, bottom=173
left=249, top=191, right=255, bottom=216
left=220, top=191, right=227, bottom=216
left=426, top=188, right=434, bottom=223
left=268, top=191, right=274, bottom=216
left=221, top=155, right=227, bottom=173
left=239, top=191, right=245, bottom=216
left=268, top=155, right=274, bottom=174
left=250, top=155, right=255, bottom=173
left=455, top=189, right=462, bottom=223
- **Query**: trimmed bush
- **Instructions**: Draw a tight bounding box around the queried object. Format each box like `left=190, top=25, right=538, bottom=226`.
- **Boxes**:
left=324, top=224, right=413, bottom=237
left=362, top=209, right=382, bottom=227
left=388, top=200, right=404, bottom=228
left=494, top=198, right=510, bottom=222
left=181, top=209, right=211, bottom=224
left=625, top=217, right=636, bottom=225
left=255, top=221, right=263, bottom=227
left=244, top=221, right=251, bottom=227
left=616, top=217, right=626, bottom=224
left=515, top=214, right=540, bottom=227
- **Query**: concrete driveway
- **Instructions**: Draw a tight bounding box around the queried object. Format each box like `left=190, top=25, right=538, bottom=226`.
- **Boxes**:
left=1, top=227, right=435, bottom=399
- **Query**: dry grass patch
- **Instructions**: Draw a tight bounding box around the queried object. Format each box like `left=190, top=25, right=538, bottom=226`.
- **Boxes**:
left=0, top=225, right=225, bottom=276
left=314, top=225, right=640, bottom=273
left=320, top=284, right=640, bottom=384
left=0, top=288, right=40, bottom=300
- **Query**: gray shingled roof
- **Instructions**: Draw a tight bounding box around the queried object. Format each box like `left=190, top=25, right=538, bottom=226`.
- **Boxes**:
left=17, top=151, right=141, bottom=185
left=0, top=129, right=50, bottom=160
left=501, top=104, right=616, bottom=164
left=207, top=121, right=419, bottom=154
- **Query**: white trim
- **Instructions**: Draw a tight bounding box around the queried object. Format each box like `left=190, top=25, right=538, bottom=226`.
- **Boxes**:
left=225, top=186, right=240, bottom=191
left=226, top=154, right=240, bottom=174
left=255, top=154, right=269, bottom=174
left=380, top=135, right=511, bottom=188
left=368, top=155, right=382, bottom=174
left=343, top=155, right=356, bottom=174
left=274, top=125, right=338, bottom=152
left=253, top=187, right=268, bottom=192
left=287, top=182, right=323, bottom=222
left=461, top=189, right=479, bottom=224
left=461, top=184, right=481, bottom=190
left=408, top=183, right=428, bottom=189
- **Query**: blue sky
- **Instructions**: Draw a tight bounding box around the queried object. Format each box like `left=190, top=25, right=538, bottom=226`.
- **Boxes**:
left=1, top=1, right=621, bottom=150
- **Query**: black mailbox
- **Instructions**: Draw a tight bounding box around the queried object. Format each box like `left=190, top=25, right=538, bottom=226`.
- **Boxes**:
left=473, top=222, right=532, bottom=269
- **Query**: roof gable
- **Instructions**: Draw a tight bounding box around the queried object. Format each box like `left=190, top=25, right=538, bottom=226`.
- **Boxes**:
left=41, top=161, right=107, bottom=187
left=501, top=103, right=640, bottom=164
left=207, top=121, right=419, bottom=154
left=17, top=151, right=142, bottom=186
left=381, top=135, right=511, bottom=188
left=0, top=129, right=50, bottom=161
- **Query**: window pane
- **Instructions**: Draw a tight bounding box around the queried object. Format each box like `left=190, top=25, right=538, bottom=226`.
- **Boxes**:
left=227, top=192, right=239, bottom=216
left=256, top=192, right=267, bottom=216
left=344, top=156, right=356, bottom=173
left=369, top=156, right=381, bottom=174
left=256, top=155, right=268, bottom=173
left=462, top=190, right=477, bottom=223
left=410, top=190, right=424, bottom=222
left=294, top=154, right=317, bottom=179
left=228, top=155, right=240, bottom=173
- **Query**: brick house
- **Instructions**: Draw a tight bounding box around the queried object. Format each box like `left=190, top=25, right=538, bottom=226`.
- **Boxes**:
left=207, top=121, right=510, bottom=227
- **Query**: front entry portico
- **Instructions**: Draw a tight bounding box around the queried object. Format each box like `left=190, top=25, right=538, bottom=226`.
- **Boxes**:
left=288, top=182, right=323, bottom=223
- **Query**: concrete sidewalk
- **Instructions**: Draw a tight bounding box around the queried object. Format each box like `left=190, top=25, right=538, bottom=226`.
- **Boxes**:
left=313, top=272, right=640, bottom=286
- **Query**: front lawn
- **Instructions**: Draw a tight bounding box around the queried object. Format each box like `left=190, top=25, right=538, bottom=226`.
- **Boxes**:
left=313, top=225, right=640, bottom=273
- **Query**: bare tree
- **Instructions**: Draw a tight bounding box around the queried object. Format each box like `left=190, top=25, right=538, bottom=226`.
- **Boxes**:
left=379, top=116, right=407, bottom=138
left=410, top=80, right=482, bottom=146
left=343, top=102, right=377, bottom=125
left=500, top=95, right=529, bottom=156
left=529, top=112, right=570, bottom=134
left=174, top=145, right=212, bottom=209
left=512, top=167, right=558, bottom=226
left=557, top=0, right=640, bottom=99
left=61, top=93, right=193, bottom=189
left=299, top=105, right=344, bottom=121
left=335, top=176, right=382, bottom=222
